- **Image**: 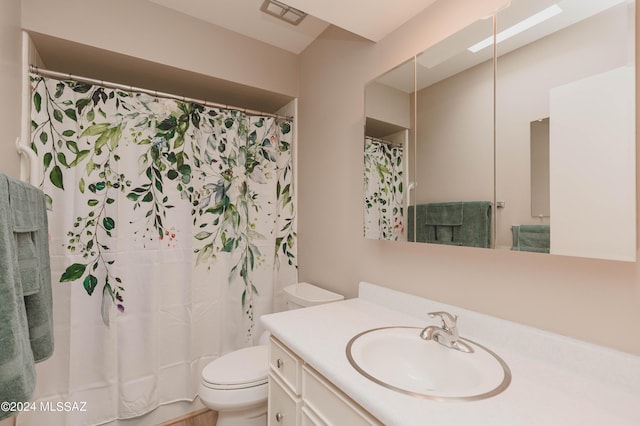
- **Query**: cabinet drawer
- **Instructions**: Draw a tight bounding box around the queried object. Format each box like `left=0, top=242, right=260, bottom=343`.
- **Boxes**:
left=269, top=337, right=302, bottom=394
left=268, top=373, right=301, bottom=426
left=302, top=366, right=382, bottom=426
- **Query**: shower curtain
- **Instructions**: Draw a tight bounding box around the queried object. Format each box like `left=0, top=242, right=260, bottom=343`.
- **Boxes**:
left=363, top=137, right=405, bottom=240
left=20, top=74, right=297, bottom=426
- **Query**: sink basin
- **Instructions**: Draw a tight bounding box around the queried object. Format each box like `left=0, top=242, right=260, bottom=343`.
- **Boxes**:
left=346, top=326, right=511, bottom=401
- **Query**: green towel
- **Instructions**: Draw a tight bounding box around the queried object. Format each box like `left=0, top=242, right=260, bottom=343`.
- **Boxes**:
left=424, top=202, right=464, bottom=245
left=407, top=205, right=429, bottom=243
left=7, top=177, right=54, bottom=363
left=10, top=180, right=41, bottom=296
left=0, top=174, right=37, bottom=420
left=512, top=224, right=550, bottom=253
left=456, top=201, right=492, bottom=248
left=409, top=202, right=491, bottom=248
left=425, top=202, right=464, bottom=226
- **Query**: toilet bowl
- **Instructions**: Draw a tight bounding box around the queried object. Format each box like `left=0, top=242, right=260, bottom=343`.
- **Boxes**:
left=198, top=283, right=344, bottom=426
left=199, top=345, right=269, bottom=426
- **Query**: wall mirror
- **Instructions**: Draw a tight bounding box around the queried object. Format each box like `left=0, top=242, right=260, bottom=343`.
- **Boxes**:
left=496, top=0, right=636, bottom=260
left=364, top=0, right=637, bottom=262
left=364, top=58, right=415, bottom=241
left=413, top=17, right=495, bottom=248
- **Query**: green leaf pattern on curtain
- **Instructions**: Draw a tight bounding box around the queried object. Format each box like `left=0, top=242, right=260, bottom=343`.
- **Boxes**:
left=30, top=74, right=296, bottom=328
left=363, top=137, right=405, bottom=240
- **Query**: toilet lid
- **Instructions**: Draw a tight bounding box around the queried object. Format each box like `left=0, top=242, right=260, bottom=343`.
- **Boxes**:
left=202, top=345, right=268, bottom=389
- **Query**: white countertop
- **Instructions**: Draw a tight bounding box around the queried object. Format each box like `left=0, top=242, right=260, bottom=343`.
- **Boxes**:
left=261, top=282, right=640, bottom=426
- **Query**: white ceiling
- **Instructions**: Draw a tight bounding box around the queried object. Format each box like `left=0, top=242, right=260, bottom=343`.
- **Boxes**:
left=147, top=0, right=438, bottom=54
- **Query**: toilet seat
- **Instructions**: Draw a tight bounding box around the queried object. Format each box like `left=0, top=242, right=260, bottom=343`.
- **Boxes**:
left=201, top=345, right=268, bottom=390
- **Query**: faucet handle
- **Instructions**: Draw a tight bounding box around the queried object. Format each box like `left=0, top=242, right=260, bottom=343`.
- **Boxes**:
left=428, top=311, right=458, bottom=334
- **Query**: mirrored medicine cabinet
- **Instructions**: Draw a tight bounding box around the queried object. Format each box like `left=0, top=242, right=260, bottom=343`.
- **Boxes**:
left=364, top=0, right=637, bottom=262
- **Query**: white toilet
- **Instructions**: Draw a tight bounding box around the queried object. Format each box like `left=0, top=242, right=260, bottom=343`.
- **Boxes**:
left=199, top=283, right=343, bottom=426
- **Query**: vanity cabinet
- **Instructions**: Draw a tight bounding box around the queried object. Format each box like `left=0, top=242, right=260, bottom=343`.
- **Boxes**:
left=268, top=337, right=381, bottom=426
left=268, top=337, right=302, bottom=425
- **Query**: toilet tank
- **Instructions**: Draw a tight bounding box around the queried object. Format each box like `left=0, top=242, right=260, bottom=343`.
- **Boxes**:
left=283, top=282, right=344, bottom=310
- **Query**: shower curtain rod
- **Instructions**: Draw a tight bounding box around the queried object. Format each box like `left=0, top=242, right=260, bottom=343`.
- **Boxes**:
left=365, top=135, right=403, bottom=147
left=29, top=65, right=293, bottom=121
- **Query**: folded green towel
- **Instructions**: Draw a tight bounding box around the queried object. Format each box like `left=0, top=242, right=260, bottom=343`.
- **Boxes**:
left=425, top=202, right=464, bottom=226
left=15, top=232, right=41, bottom=296
left=9, top=178, right=41, bottom=296
left=456, top=201, right=492, bottom=248
left=512, top=225, right=550, bottom=253
left=9, top=178, right=39, bottom=232
left=7, top=177, right=54, bottom=363
left=410, top=202, right=491, bottom=248
left=0, top=174, right=37, bottom=420
left=407, top=205, right=429, bottom=243
left=518, top=224, right=550, bottom=234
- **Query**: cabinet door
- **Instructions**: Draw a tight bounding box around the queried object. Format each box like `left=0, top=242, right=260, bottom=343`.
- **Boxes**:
left=268, top=373, right=301, bottom=426
left=302, top=366, right=382, bottom=426
left=301, top=406, right=327, bottom=426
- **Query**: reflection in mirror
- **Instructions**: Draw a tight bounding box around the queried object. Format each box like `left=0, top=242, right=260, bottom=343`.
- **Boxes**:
left=530, top=118, right=550, bottom=218
left=364, top=134, right=407, bottom=240
left=363, top=0, right=635, bottom=261
left=364, top=59, right=415, bottom=241
left=412, top=18, right=495, bottom=247
left=496, top=0, right=636, bottom=260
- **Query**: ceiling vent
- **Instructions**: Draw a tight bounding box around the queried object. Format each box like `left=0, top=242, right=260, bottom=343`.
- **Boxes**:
left=260, top=0, right=307, bottom=25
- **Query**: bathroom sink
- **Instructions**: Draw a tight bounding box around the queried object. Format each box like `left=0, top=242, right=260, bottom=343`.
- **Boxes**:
left=346, top=326, right=511, bottom=401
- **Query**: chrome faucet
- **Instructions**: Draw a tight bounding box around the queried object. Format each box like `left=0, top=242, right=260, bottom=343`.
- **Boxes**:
left=419, top=311, right=474, bottom=353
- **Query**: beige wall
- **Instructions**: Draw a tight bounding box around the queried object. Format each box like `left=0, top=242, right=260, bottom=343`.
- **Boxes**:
left=297, top=0, right=640, bottom=355
left=365, top=82, right=411, bottom=129
left=0, top=0, right=22, bottom=179
left=415, top=59, right=493, bottom=205
left=21, top=0, right=298, bottom=99
left=0, top=0, right=20, bottom=421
